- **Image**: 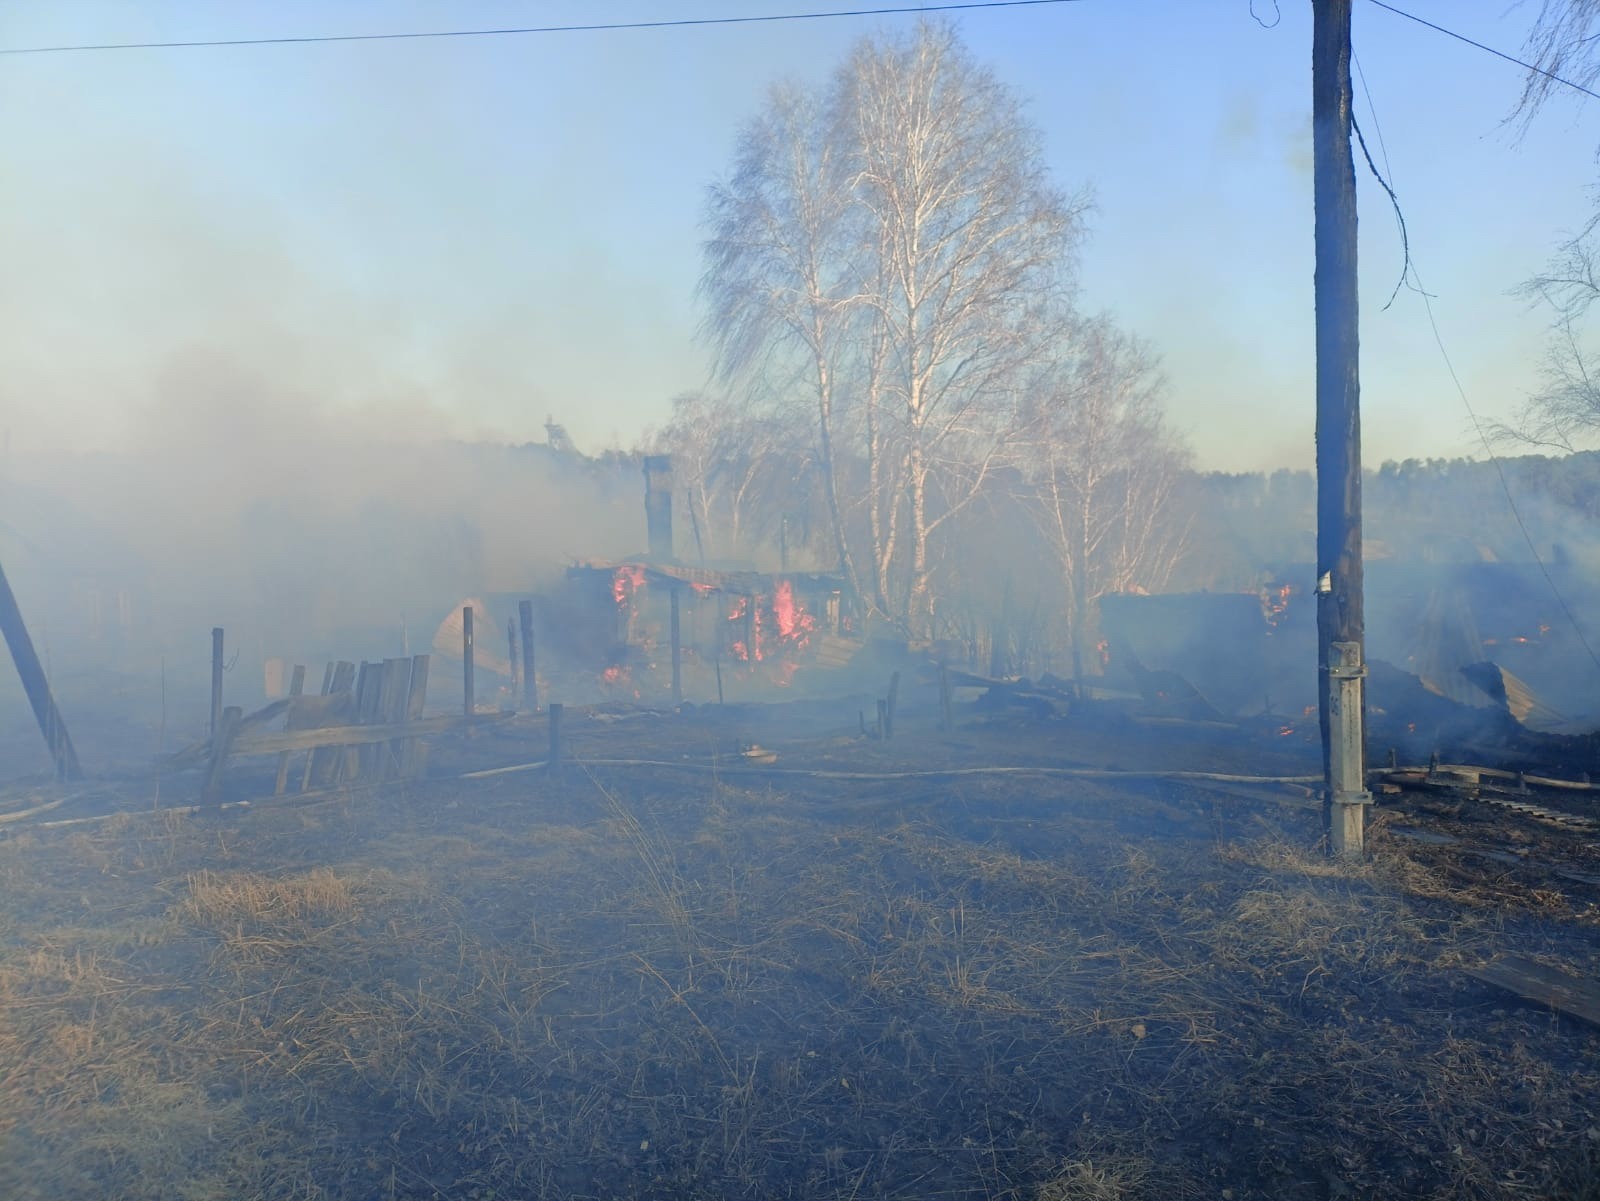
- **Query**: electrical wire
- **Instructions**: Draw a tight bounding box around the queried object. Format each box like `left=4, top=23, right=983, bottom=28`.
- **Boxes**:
left=1352, top=51, right=1600, bottom=680
left=1366, top=0, right=1600, bottom=105
left=0, top=0, right=1083, bottom=57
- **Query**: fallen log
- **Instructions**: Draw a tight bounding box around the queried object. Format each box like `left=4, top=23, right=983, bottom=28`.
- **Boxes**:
left=1468, top=954, right=1600, bottom=1029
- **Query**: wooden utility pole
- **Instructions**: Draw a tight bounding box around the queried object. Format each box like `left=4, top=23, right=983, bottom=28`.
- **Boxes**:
left=1312, top=0, right=1369, bottom=855
left=0, top=557, right=81, bottom=780
left=210, top=627, right=225, bottom=737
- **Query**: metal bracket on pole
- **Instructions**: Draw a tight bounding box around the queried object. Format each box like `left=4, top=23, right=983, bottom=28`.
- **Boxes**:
left=1325, top=640, right=1370, bottom=856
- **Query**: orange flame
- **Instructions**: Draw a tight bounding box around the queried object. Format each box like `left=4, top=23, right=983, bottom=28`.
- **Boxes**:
left=773, top=580, right=817, bottom=646
left=612, top=565, right=647, bottom=606
left=1261, top=583, right=1292, bottom=626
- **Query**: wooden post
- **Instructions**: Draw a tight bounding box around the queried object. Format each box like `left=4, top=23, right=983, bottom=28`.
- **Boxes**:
left=378, top=657, right=411, bottom=778
left=670, top=587, right=682, bottom=706
left=548, top=702, right=564, bottom=771
left=462, top=605, right=475, bottom=719
left=203, top=705, right=242, bottom=803
left=402, top=653, right=431, bottom=776
left=0, top=557, right=81, bottom=779
left=343, top=660, right=375, bottom=782
left=405, top=654, right=430, bottom=721
left=273, top=664, right=306, bottom=795
left=939, top=665, right=953, bottom=733
left=306, top=661, right=354, bottom=790
left=518, top=599, right=537, bottom=712
left=210, top=626, right=225, bottom=738
left=507, top=618, right=519, bottom=695
left=1313, top=0, right=1368, bottom=856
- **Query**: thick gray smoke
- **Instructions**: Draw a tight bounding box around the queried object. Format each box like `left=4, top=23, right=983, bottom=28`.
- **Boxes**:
left=0, top=368, right=646, bottom=772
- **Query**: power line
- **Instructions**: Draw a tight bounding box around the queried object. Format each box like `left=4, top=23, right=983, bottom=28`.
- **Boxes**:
left=1366, top=0, right=1600, bottom=104
left=1352, top=48, right=1600, bottom=680
left=0, top=0, right=1082, bottom=57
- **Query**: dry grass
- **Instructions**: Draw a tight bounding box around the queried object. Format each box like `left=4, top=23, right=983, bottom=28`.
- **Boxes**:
left=0, top=761, right=1596, bottom=1200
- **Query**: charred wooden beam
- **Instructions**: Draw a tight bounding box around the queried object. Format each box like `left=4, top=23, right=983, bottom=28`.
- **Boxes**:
left=273, top=665, right=306, bottom=795
left=210, top=627, right=225, bottom=738
left=203, top=705, right=242, bottom=803
left=0, top=558, right=81, bottom=780
left=643, top=454, right=674, bottom=561
left=1469, top=955, right=1600, bottom=1029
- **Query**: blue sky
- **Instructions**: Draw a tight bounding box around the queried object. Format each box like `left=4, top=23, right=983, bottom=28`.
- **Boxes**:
left=1, top=0, right=1597, bottom=471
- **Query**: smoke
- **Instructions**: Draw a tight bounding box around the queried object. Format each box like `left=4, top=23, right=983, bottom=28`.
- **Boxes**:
left=0, top=100, right=664, bottom=767
left=0, top=338, right=649, bottom=773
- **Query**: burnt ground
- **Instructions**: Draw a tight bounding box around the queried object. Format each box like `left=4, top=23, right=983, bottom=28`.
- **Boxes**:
left=0, top=698, right=1598, bottom=1200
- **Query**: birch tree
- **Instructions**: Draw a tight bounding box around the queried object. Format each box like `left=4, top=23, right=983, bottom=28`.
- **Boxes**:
left=1022, top=319, right=1191, bottom=686
left=701, top=20, right=1089, bottom=634
left=653, top=390, right=817, bottom=562
left=701, top=83, right=868, bottom=591
left=840, top=22, right=1087, bottom=629
left=1501, top=1, right=1600, bottom=447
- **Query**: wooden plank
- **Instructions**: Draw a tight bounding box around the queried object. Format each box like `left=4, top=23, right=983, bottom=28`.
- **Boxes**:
left=160, top=698, right=296, bottom=772
left=0, top=557, right=82, bottom=780
left=342, top=661, right=374, bottom=782
left=308, top=662, right=356, bottom=789
left=203, top=705, right=242, bottom=804
left=352, top=660, right=393, bottom=780
left=506, top=618, right=519, bottom=695
left=272, top=665, right=306, bottom=795
left=379, top=657, right=412, bottom=779
left=405, top=654, right=431, bottom=721
left=231, top=711, right=507, bottom=756
left=1468, top=955, right=1600, bottom=1028
left=402, top=653, right=431, bottom=777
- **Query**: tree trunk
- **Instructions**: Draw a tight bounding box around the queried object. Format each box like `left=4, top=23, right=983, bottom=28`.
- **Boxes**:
left=814, top=353, right=864, bottom=602
left=906, top=431, right=930, bottom=636
left=1070, top=507, right=1089, bottom=696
